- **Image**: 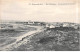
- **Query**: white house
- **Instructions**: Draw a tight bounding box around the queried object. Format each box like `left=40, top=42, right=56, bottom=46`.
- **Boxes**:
left=63, top=24, right=68, bottom=27
left=49, top=25, right=55, bottom=28
left=63, top=23, right=69, bottom=27
left=27, top=20, right=34, bottom=24
left=45, top=24, right=55, bottom=28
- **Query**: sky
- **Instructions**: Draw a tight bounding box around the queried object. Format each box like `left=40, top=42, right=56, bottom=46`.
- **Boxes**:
left=0, top=0, right=79, bottom=23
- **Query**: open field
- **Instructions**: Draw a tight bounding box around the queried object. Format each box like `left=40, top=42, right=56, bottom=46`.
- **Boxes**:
left=0, top=37, right=16, bottom=47
left=0, top=26, right=37, bottom=48
left=0, top=27, right=36, bottom=37
left=11, top=27, right=80, bottom=51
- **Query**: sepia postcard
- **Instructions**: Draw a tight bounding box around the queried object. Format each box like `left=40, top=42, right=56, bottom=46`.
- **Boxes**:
left=0, top=0, right=80, bottom=51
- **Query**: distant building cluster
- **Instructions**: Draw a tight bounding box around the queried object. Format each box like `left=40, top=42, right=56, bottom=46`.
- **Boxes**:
left=0, top=21, right=80, bottom=30
left=45, top=23, right=79, bottom=30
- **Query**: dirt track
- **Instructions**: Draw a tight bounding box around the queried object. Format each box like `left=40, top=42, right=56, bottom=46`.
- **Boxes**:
left=0, top=26, right=44, bottom=51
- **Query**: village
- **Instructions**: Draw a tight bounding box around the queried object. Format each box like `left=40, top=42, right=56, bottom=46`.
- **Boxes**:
left=0, top=21, right=80, bottom=30
left=0, top=21, right=80, bottom=51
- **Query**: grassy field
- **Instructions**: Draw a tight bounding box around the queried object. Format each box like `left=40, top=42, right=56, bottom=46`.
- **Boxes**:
left=0, top=26, right=36, bottom=47
left=11, top=27, right=80, bottom=51
left=0, top=37, right=16, bottom=47
left=0, top=26, right=36, bottom=37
